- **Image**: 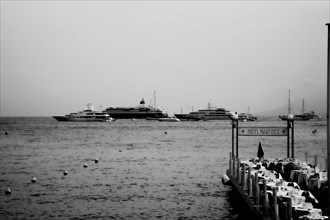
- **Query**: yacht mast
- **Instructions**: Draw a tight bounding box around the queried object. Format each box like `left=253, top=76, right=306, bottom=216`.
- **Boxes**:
left=288, top=90, right=291, bottom=115
left=302, top=98, right=305, bottom=114
left=154, top=90, right=156, bottom=109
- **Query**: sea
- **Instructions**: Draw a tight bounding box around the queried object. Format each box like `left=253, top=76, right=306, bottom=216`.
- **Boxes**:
left=0, top=116, right=327, bottom=220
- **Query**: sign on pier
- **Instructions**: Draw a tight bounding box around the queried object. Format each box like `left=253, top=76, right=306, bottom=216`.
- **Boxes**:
left=231, top=120, right=294, bottom=158
left=238, top=127, right=288, bottom=136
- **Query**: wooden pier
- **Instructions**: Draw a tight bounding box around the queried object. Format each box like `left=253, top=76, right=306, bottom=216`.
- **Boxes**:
left=226, top=153, right=328, bottom=220
left=226, top=116, right=328, bottom=220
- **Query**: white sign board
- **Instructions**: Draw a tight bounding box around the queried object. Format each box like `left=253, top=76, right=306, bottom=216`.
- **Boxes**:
left=238, top=127, right=288, bottom=136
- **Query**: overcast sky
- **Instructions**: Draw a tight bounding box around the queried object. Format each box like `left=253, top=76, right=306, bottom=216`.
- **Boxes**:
left=1, top=0, right=329, bottom=117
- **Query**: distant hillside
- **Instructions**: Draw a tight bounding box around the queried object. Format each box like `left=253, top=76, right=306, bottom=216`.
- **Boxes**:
left=257, top=96, right=327, bottom=116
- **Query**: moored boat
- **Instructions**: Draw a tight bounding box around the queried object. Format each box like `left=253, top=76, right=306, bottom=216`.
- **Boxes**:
left=175, top=102, right=235, bottom=121
left=158, top=116, right=181, bottom=122
left=279, top=114, right=312, bottom=121
left=102, top=91, right=168, bottom=119
left=279, top=90, right=313, bottom=121
left=238, top=107, right=258, bottom=122
left=53, top=104, right=113, bottom=122
left=173, top=113, right=203, bottom=121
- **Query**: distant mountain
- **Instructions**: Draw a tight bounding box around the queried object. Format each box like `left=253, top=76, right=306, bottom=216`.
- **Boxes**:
left=257, top=96, right=327, bottom=116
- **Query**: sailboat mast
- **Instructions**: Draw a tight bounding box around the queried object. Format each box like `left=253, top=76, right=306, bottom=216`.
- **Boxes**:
left=302, top=98, right=305, bottom=114
left=154, top=90, right=156, bottom=109
left=288, top=90, right=291, bottom=115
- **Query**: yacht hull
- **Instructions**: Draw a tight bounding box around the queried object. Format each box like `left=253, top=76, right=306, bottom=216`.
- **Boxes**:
left=53, top=116, right=110, bottom=122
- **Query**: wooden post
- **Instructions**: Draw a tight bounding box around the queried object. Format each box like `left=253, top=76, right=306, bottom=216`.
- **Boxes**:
left=305, top=152, right=308, bottom=163
left=262, top=179, right=267, bottom=195
left=251, top=174, right=255, bottom=198
left=247, top=167, right=251, bottom=193
left=229, top=152, right=232, bottom=175
left=287, top=198, right=293, bottom=220
left=236, top=121, right=239, bottom=158
left=272, top=187, right=279, bottom=220
left=287, top=120, right=290, bottom=158
left=248, top=167, right=253, bottom=197
left=315, top=155, right=318, bottom=167
left=242, top=163, right=246, bottom=190
left=254, top=172, right=260, bottom=206
left=232, top=120, right=235, bottom=158
left=233, top=156, right=236, bottom=178
left=326, top=158, right=328, bottom=170
left=262, top=179, right=269, bottom=216
left=274, top=204, right=279, bottom=220
left=237, top=159, right=241, bottom=184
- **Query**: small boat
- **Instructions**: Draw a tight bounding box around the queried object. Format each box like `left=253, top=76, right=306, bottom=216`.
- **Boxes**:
left=238, top=107, right=257, bottom=122
left=237, top=113, right=247, bottom=122
left=53, top=103, right=113, bottom=122
left=158, top=116, right=181, bottom=122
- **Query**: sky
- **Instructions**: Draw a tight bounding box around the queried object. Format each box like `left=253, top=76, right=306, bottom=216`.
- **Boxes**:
left=0, top=0, right=329, bottom=117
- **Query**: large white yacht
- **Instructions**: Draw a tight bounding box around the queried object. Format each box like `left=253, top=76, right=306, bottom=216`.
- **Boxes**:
left=53, top=103, right=113, bottom=122
left=175, top=102, right=235, bottom=121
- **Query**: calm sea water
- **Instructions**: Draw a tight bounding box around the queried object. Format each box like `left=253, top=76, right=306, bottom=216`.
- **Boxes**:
left=0, top=117, right=327, bottom=219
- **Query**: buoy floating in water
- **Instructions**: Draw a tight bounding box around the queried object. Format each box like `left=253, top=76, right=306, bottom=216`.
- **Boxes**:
left=127, top=144, right=134, bottom=150
left=63, top=170, right=68, bottom=175
left=5, top=188, right=11, bottom=195
left=31, top=176, right=37, bottom=183
left=221, top=174, right=231, bottom=185
left=94, top=158, right=99, bottom=163
left=83, top=163, right=88, bottom=168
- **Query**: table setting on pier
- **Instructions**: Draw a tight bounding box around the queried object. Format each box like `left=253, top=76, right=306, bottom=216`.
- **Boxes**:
left=264, top=179, right=322, bottom=218
left=289, top=167, right=328, bottom=192
left=240, top=159, right=328, bottom=220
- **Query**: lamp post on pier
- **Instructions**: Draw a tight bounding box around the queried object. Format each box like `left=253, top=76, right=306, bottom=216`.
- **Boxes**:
left=231, top=113, right=239, bottom=158
left=288, top=114, right=294, bottom=158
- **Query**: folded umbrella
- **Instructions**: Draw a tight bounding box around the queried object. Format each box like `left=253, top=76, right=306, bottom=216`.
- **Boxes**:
left=257, top=142, right=264, bottom=159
